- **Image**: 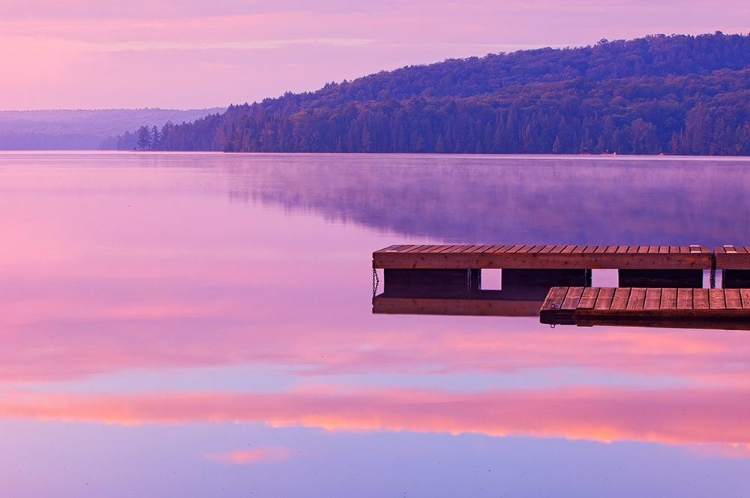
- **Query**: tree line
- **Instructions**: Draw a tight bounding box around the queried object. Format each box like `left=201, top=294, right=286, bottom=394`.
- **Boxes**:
left=119, top=32, right=750, bottom=155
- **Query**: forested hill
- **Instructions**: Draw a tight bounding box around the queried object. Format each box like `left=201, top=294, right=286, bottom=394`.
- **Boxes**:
left=127, top=32, right=750, bottom=155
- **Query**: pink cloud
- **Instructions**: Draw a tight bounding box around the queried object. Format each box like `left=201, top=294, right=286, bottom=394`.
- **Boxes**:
left=203, top=446, right=292, bottom=464
left=1, top=1, right=747, bottom=109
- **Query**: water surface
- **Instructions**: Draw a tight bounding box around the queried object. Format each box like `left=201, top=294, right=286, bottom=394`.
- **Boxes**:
left=1, top=152, right=750, bottom=497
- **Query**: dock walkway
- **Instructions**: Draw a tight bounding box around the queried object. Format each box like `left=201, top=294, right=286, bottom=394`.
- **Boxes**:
left=540, top=286, right=750, bottom=328
left=373, top=244, right=712, bottom=270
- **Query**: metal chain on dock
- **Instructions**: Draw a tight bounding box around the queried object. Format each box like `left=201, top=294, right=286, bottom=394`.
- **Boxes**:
left=710, top=252, right=717, bottom=289
left=372, top=268, right=380, bottom=298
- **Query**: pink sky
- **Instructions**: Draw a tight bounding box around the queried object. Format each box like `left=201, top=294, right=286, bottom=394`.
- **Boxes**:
left=1, top=0, right=747, bottom=110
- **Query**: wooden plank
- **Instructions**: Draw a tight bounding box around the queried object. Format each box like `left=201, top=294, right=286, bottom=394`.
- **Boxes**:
left=647, top=246, right=659, bottom=254
left=434, top=245, right=460, bottom=253
left=693, top=288, right=710, bottom=310
left=573, top=317, right=750, bottom=331
left=660, top=288, right=677, bottom=309
left=659, top=246, right=669, bottom=253
left=604, top=246, right=619, bottom=253
left=669, top=246, right=679, bottom=253
left=626, top=288, right=647, bottom=310
left=427, top=245, right=452, bottom=253
left=489, top=244, right=506, bottom=253
left=452, top=245, right=473, bottom=253
left=378, top=245, right=404, bottom=253
left=725, top=289, right=742, bottom=310
left=561, top=287, right=585, bottom=310
left=709, top=289, right=726, bottom=310
left=403, top=245, right=431, bottom=253
left=541, top=286, right=569, bottom=311
left=611, top=288, right=631, bottom=310
left=572, top=246, right=587, bottom=254
left=644, top=288, right=662, bottom=310
left=578, top=287, right=599, bottom=309
left=538, top=245, right=556, bottom=254
left=741, top=289, right=750, bottom=309
left=398, top=244, right=421, bottom=253
left=594, top=287, right=615, bottom=309
left=373, top=297, right=543, bottom=317
left=561, top=245, right=576, bottom=254
left=677, top=288, right=693, bottom=310
left=489, top=245, right=511, bottom=253
left=468, top=244, right=493, bottom=253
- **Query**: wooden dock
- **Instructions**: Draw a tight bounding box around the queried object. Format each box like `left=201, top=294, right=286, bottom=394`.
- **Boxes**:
left=373, top=245, right=712, bottom=270
left=374, top=244, right=718, bottom=291
left=540, top=287, right=750, bottom=329
left=372, top=244, right=750, bottom=326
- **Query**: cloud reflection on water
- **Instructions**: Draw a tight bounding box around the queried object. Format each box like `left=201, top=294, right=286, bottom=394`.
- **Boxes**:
left=2, top=152, right=750, bottom=470
left=2, top=385, right=750, bottom=454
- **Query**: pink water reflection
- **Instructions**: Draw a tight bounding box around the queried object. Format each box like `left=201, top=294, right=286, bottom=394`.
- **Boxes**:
left=2, top=152, right=750, bottom=494
left=3, top=385, right=750, bottom=453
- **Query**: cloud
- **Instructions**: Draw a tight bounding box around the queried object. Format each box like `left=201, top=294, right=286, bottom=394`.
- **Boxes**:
left=77, top=38, right=374, bottom=53
left=2, top=0, right=747, bottom=108
left=202, top=446, right=292, bottom=464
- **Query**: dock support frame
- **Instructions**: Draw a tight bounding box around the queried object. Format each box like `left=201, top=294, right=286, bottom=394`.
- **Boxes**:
left=618, top=269, right=703, bottom=288
left=722, top=270, right=750, bottom=289
left=501, top=269, right=591, bottom=289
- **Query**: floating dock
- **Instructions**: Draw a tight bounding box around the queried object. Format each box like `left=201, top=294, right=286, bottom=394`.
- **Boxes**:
left=372, top=244, right=750, bottom=328
left=373, top=244, right=750, bottom=288
left=540, top=287, right=750, bottom=329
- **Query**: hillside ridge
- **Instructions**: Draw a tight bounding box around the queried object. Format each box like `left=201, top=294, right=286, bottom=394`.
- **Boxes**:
left=125, top=32, right=750, bottom=155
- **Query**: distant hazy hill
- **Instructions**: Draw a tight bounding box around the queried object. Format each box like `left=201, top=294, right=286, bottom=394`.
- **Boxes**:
left=128, top=32, right=749, bottom=155
left=0, top=108, right=225, bottom=150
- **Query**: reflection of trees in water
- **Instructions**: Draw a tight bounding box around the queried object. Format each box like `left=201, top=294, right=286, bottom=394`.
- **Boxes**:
left=224, top=156, right=750, bottom=246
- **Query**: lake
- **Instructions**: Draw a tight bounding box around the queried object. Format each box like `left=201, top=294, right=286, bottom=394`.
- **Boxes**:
left=1, top=151, right=750, bottom=497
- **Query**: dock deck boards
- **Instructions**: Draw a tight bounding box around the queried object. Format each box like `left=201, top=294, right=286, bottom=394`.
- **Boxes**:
left=540, top=286, right=750, bottom=326
left=374, top=245, right=712, bottom=270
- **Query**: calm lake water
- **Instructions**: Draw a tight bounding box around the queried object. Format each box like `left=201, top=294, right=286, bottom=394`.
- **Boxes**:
left=1, top=151, right=750, bottom=497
